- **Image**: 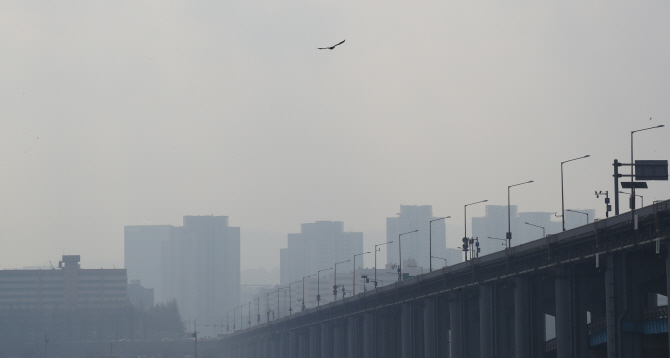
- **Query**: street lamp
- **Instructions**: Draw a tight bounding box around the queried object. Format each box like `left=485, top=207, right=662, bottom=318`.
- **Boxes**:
left=464, top=200, right=487, bottom=259
left=524, top=222, right=545, bottom=237
left=374, top=241, right=393, bottom=288
left=333, top=260, right=350, bottom=301
left=487, top=236, right=508, bottom=248
left=431, top=255, right=447, bottom=268
left=566, top=209, right=589, bottom=224
left=276, top=287, right=285, bottom=319
left=619, top=191, right=643, bottom=207
left=398, top=230, right=419, bottom=282
left=429, top=216, right=450, bottom=272
left=561, top=155, right=590, bottom=231
left=301, top=274, right=316, bottom=311
left=317, top=268, right=332, bottom=307
left=266, top=292, right=273, bottom=322
left=507, top=180, right=533, bottom=248
left=631, top=125, right=664, bottom=219
left=256, top=296, right=261, bottom=325
left=247, top=301, right=251, bottom=328
left=353, top=252, right=370, bottom=295
left=232, top=307, right=237, bottom=331
left=288, top=281, right=300, bottom=315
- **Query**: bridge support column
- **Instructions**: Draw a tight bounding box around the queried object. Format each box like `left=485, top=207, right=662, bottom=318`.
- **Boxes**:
left=530, top=279, right=546, bottom=358
left=606, top=253, right=622, bottom=358
left=279, top=332, right=288, bottom=358
left=515, top=276, right=530, bottom=358
left=321, top=323, right=330, bottom=358
left=379, top=311, right=390, bottom=358
left=402, top=303, right=412, bottom=358
left=667, top=242, right=670, bottom=356
left=333, top=323, right=343, bottom=358
left=450, top=296, right=463, bottom=358
left=364, top=312, right=374, bottom=358
left=299, top=330, right=308, bottom=358
left=288, top=331, right=297, bottom=358
left=438, top=298, right=450, bottom=358
left=555, top=267, right=572, bottom=358
left=348, top=316, right=357, bottom=358
left=310, top=326, right=318, bottom=358
left=479, top=285, right=493, bottom=358
left=424, top=298, right=436, bottom=358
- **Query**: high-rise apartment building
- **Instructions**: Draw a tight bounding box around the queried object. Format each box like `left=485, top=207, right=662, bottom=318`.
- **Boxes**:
left=125, top=215, right=240, bottom=334
left=124, top=225, right=171, bottom=302
left=161, top=216, right=240, bottom=330
left=280, top=221, right=363, bottom=286
left=386, top=205, right=447, bottom=271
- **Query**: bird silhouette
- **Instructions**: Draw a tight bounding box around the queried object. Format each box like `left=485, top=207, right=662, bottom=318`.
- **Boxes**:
left=318, top=39, right=345, bottom=50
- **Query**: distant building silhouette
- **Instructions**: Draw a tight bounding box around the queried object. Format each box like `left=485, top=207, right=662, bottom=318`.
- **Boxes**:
left=0, top=255, right=127, bottom=310
left=125, top=216, right=240, bottom=335
left=161, top=216, right=240, bottom=332
left=124, top=225, right=171, bottom=302
left=280, top=221, right=363, bottom=286
left=386, top=205, right=449, bottom=271
left=128, top=279, right=154, bottom=310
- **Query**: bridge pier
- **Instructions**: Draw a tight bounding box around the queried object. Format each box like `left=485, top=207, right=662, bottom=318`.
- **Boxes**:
left=348, top=316, right=358, bottom=358
left=364, top=312, right=374, bottom=358
left=479, top=285, right=493, bottom=358
left=333, top=322, right=344, bottom=358
left=401, top=303, right=412, bottom=358
left=530, top=279, right=546, bottom=358
left=299, top=330, right=308, bottom=358
left=555, top=267, right=572, bottom=358
left=515, top=276, right=530, bottom=358
left=424, top=298, right=436, bottom=358
left=450, top=294, right=463, bottom=358
left=438, top=298, right=450, bottom=358
left=321, top=323, right=330, bottom=358
left=310, top=326, right=318, bottom=358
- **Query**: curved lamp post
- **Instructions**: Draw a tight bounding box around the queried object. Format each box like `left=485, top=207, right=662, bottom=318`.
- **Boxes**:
left=301, top=274, right=316, bottom=311
left=507, top=181, right=533, bottom=248
left=353, top=252, right=370, bottom=295
left=317, top=268, right=332, bottom=307
left=398, top=230, right=419, bottom=282
left=524, top=222, right=545, bottom=237
left=566, top=209, right=589, bottom=224
left=333, top=260, right=350, bottom=301
left=429, top=217, right=450, bottom=272
left=487, top=236, right=508, bottom=248
left=561, top=155, right=590, bottom=231
left=374, top=241, right=393, bottom=288
left=630, top=125, right=663, bottom=221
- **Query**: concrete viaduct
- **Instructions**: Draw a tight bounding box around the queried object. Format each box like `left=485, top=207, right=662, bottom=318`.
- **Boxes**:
left=220, top=199, right=670, bottom=358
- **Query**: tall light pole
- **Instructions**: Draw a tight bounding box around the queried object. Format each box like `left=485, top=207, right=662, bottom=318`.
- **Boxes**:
left=619, top=191, right=643, bottom=207
left=301, top=274, right=316, bottom=311
left=232, top=307, right=237, bottom=331
left=524, top=222, right=545, bottom=237
left=265, top=292, right=272, bottom=322
left=317, top=268, right=332, bottom=307
left=487, top=236, right=508, bottom=248
left=256, top=297, right=261, bottom=325
left=431, top=255, right=447, bottom=268
left=507, top=180, right=533, bottom=248
left=464, top=200, right=487, bottom=260
left=561, top=155, right=590, bottom=231
left=353, top=252, right=370, bottom=295
left=247, top=301, right=251, bottom=328
left=333, top=260, right=350, bottom=301
left=566, top=209, right=589, bottom=224
left=374, top=241, right=393, bottom=288
left=631, top=125, right=663, bottom=223
left=276, top=287, right=285, bottom=319
left=429, top=216, right=450, bottom=272
left=288, top=281, right=300, bottom=315
left=398, top=230, right=419, bottom=282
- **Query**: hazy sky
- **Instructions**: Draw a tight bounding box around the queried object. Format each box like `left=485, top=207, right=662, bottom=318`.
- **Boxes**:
left=1, top=2, right=669, bottom=271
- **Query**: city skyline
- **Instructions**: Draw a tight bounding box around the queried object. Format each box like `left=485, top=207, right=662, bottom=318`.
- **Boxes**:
left=1, top=2, right=669, bottom=274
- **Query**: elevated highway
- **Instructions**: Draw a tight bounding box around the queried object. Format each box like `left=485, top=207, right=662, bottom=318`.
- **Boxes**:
left=220, top=199, right=670, bottom=358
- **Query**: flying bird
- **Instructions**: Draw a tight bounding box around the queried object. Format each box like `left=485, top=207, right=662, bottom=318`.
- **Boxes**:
left=318, top=39, right=345, bottom=50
